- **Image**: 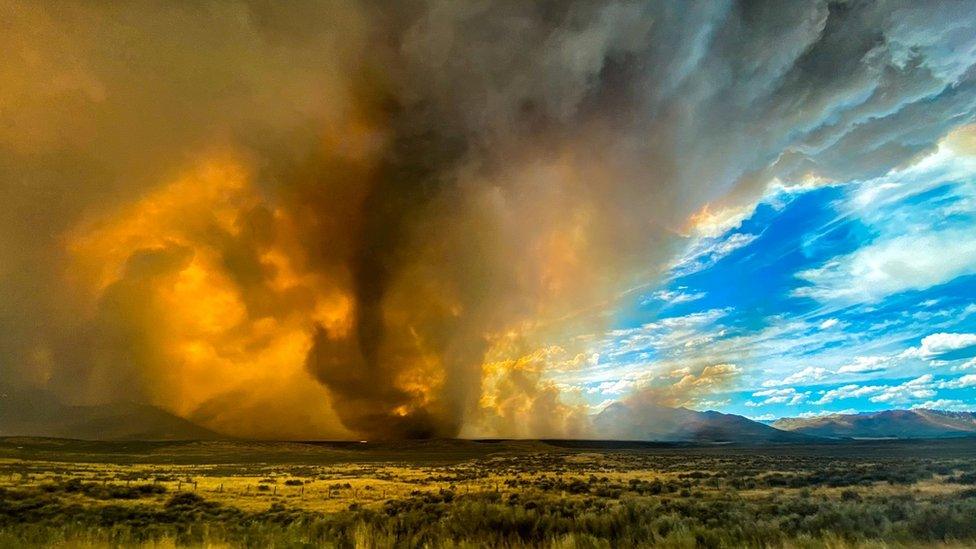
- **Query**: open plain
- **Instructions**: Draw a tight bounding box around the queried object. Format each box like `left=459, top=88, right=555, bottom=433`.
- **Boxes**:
left=2, top=437, right=976, bottom=547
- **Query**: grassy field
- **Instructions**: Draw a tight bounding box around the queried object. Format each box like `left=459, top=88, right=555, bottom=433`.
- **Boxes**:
left=2, top=437, right=976, bottom=547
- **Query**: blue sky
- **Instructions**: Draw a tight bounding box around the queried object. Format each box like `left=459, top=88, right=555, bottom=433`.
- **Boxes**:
left=557, top=127, right=976, bottom=420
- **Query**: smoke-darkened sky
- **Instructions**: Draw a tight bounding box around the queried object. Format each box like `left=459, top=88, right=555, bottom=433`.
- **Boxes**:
left=2, top=1, right=976, bottom=439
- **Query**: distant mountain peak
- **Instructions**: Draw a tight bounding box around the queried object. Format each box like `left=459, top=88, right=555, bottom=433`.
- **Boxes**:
left=0, top=383, right=223, bottom=441
left=774, top=409, right=976, bottom=439
left=594, top=401, right=815, bottom=443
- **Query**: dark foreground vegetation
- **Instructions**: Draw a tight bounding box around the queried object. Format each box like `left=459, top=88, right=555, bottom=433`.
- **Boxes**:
left=1, top=437, right=975, bottom=547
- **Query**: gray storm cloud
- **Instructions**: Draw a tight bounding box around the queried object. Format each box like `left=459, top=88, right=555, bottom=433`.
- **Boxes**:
left=1, top=0, right=974, bottom=439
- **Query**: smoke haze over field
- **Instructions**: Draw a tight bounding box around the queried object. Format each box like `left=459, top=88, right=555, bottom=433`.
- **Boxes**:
left=2, top=1, right=975, bottom=439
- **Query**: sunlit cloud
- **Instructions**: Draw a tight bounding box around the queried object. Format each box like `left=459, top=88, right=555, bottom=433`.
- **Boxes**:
left=3, top=2, right=976, bottom=439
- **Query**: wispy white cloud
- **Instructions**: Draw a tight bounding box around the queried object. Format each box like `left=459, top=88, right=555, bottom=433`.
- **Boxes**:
left=793, top=139, right=976, bottom=306
left=762, top=366, right=830, bottom=387
left=750, top=387, right=809, bottom=406
left=594, top=378, right=637, bottom=395
left=901, top=332, right=976, bottom=360
left=954, top=357, right=976, bottom=371
left=645, top=287, right=706, bottom=305
left=600, top=309, right=731, bottom=362
left=670, top=232, right=759, bottom=277
left=814, top=375, right=938, bottom=406
left=819, top=318, right=839, bottom=330
left=815, top=383, right=885, bottom=405
left=837, top=355, right=891, bottom=374
left=588, top=399, right=618, bottom=413
left=794, top=230, right=976, bottom=303
left=937, top=374, right=976, bottom=389
left=911, top=399, right=970, bottom=411
left=697, top=398, right=731, bottom=409
left=869, top=374, right=936, bottom=404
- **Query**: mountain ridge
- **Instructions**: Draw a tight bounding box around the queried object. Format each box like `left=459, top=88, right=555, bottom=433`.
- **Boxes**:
left=593, top=401, right=816, bottom=443
left=6, top=380, right=973, bottom=443
left=0, top=383, right=223, bottom=441
left=773, top=409, right=976, bottom=439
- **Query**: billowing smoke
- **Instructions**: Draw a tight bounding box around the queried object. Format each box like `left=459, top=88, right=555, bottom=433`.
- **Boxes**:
left=1, top=1, right=975, bottom=439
